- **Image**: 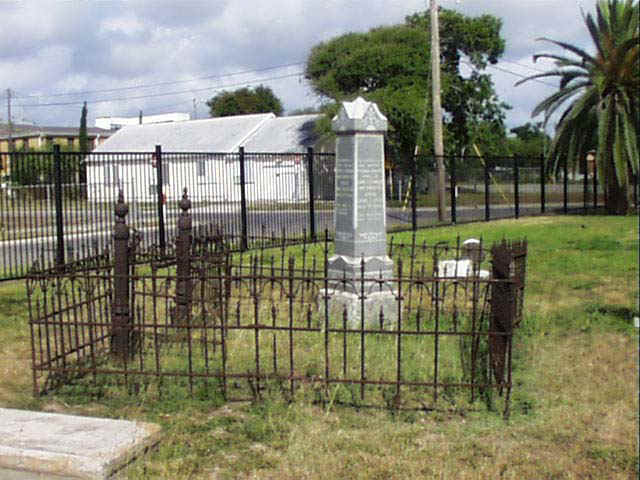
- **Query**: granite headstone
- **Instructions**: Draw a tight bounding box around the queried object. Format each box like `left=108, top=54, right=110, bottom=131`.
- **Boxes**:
left=325, top=97, right=397, bottom=326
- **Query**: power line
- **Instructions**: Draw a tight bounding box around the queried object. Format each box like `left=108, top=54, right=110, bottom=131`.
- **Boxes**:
left=12, top=61, right=305, bottom=100
left=499, top=58, right=549, bottom=74
left=145, top=100, right=193, bottom=115
left=461, top=60, right=557, bottom=87
left=488, top=63, right=557, bottom=87
left=15, top=72, right=303, bottom=108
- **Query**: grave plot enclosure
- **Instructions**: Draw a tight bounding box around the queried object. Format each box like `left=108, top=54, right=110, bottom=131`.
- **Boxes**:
left=27, top=193, right=527, bottom=417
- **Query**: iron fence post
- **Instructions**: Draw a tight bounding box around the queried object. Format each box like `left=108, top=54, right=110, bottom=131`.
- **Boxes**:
left=112, top=190, right=131, bottom=360
left=634, top=171, right=638, bottom=210
left=484, top=160, right=490, bottom=221
left=155, top=145, right=166, bottom=254
left=239, top=146, right=248, bottom=251
left=175, top=189, right=192, bottom=324
left=411, top=153, right=418, bottom=230
left=489, top=240, right=515, bottom=417
left=540, top=154, right=546, bottom=214
left=307, top=147, right=316, bottom=241
left=513, top=155, right=519, bottom=219
left=563, top=156, right=568, bottom=214
left=53, top=144, right=65, bottom=269
left=593, top=160, right=598, bottom=209
left=582, top=153, right=588, bottom=212
left=450, top=155, right=456, bottom=224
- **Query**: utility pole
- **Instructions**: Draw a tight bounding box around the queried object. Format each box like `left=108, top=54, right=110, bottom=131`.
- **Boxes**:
left=430, top=0, right=446, bottom=221
left=6, top=88, right=13, bottom=152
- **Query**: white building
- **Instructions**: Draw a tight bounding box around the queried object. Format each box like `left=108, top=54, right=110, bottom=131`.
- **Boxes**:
left=95, top=112, right=191, bottom=131
left=87, top=113, right=321, bottom=205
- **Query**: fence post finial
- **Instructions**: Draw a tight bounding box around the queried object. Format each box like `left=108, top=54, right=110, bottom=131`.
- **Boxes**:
left=115, top=188, right=128, bottom=223
left=175, top=188, right=193, bottom=325
left=180, top=187, right=191, bottom=212
left=112, top=188, right=132, bottom=360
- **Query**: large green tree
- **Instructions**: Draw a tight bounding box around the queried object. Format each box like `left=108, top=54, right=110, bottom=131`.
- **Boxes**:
left=306, top=26, right=431, bottom=169
left=305, top=9, right=509, bottom=169
left=507, top=122, right=551, bottom=161
left=207, top=85, right=283, bottom=117
left=406, top=9, right=509, bottom=156
left=517, top=0, right=639, bottom=214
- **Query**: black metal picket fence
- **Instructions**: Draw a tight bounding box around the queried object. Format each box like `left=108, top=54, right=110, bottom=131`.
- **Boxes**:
left=0, top=146, right=335, bottom=279
left=1, top=146, right=630, bottom=280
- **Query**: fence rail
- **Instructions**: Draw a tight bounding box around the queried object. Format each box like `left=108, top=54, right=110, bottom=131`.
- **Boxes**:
left=2, top=146, right=631, bottom=279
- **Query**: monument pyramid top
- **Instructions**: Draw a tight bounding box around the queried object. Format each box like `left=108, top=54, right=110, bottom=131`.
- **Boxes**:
left=332, top=96, right=388, bottom=133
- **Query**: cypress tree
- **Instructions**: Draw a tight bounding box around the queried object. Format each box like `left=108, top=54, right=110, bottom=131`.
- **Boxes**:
left=79, top=101, right=88, bottom=153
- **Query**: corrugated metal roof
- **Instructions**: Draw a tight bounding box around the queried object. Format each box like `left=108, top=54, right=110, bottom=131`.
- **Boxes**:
left=93, top=113, right=275, bottom=153
left=92, top=113, right=321, bottom=153
left=242, top=114, right=321, bottom=153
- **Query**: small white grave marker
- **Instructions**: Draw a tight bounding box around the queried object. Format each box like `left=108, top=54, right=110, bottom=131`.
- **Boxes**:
left=437, top=238, right=489, bottom=278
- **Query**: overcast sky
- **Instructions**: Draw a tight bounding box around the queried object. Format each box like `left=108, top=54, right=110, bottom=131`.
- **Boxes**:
left=0, top=0, right=593, bottom=133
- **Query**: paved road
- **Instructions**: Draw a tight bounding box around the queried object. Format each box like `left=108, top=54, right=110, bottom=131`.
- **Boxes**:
left=0, top=203, right=578, bottom=279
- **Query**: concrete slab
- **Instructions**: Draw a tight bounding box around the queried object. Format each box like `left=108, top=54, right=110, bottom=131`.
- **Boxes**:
left=0, top=408, right=161, bottom=480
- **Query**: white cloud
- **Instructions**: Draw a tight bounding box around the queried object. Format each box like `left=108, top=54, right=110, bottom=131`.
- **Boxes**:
left=1, top=0, right=592, bottom=131
left=100, top=15, right=146, bottom=37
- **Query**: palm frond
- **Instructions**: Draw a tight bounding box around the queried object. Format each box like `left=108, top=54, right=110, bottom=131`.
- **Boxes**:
left=531, top=83, right=587, bottom=120
left=559, top=70, right=592, bottom=89
left=534, top=37, right=597, bottom=64
left=597, top=96, right=615, bottom=182
left=620, top=104, right=639, bottom=175
left=514, top=69, right=569, bottom=87
left=565, top=88, right=599, bottom=123
left=596, top=1, right=611, bottom=37
left=548, top=106, right=594, bottom=173
left=613, top=111, right=629, bottom=186
left=585, top=11, right=606, bottom=59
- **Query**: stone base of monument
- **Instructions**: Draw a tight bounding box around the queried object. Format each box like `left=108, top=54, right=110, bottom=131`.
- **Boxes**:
left=327, top=255, right=394, bottom=291
left=323, top=289, right=399, bottom=329
left=324, top=255, right=398, bottom=328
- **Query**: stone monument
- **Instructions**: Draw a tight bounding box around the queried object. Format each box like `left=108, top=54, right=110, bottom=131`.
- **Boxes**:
left=325, top=97, right=397, bottom=326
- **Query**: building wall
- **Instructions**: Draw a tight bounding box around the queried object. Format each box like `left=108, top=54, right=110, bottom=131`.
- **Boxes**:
left=0, top=134, right=106, bottom=153
left=87, top=156, right=241, bottom=203
left=85, top=155, right=308, bottom=204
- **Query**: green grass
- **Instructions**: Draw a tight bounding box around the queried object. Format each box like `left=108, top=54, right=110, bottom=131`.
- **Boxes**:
left=386, top=190, right=593, bottom=208
left=0, top=215, right=637, bottom=479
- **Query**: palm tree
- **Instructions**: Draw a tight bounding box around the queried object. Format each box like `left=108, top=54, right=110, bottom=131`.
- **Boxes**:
left=517, top=0, right=639, bottom=214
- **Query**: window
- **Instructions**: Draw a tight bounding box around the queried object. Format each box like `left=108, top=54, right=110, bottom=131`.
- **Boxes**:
left=197, top=158, right=205, bottom=177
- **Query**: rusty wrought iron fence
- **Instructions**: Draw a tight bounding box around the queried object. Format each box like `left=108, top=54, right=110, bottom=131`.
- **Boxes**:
left=27, top=191, right=527, bottom=417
